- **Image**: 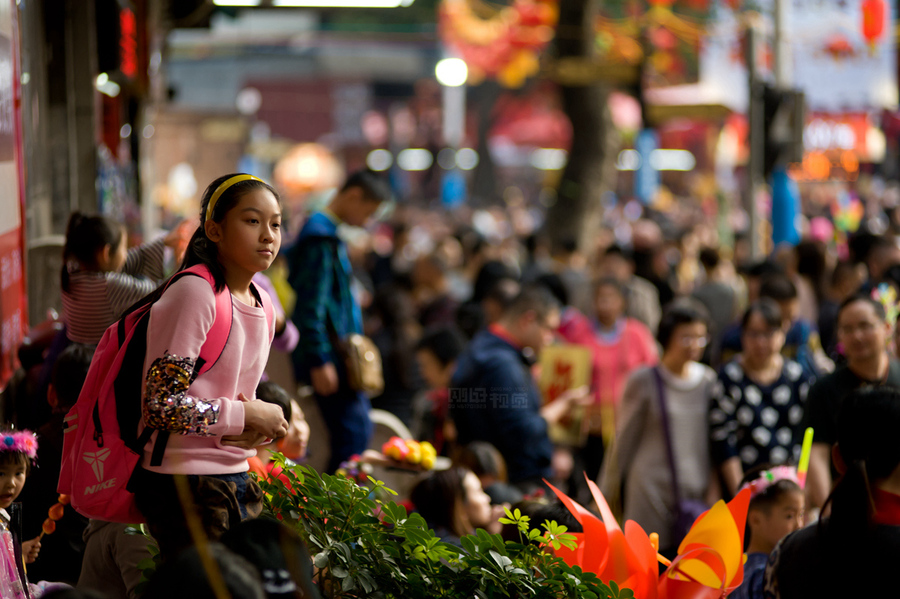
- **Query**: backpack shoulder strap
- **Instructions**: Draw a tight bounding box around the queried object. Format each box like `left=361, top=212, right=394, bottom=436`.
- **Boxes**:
left=176, top=265, right=233, bottom=377
left=250, top=278, right=276, bottom=335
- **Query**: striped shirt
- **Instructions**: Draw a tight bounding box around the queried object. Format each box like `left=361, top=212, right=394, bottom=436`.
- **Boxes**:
left=62, top=238, right=167, bottom=344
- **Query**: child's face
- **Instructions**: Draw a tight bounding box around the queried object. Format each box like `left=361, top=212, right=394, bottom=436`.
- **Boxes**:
left=98, top=228, right=128, bottom=273
left=595, top=285, right=625, bottom=324
left=276, top=399, right=309, bottom=461
left=0, top=459, right=27, bottom=509
left=208, top=189, right=282, bottom=279
left=776, top=299, right=799, bottom=326
left=462, top=471, right=493, bottom=529
left=416, top=349, right=453, bottom=390
left=756, top=491, right=805, bottom=551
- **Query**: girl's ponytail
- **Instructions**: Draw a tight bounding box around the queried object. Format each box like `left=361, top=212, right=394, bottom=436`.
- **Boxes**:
left=61, top=212, right=122, bottom=292
left=61, top=212, right=84, bottom=292
left=824, top=387, right=900, bottom=545
left=825, top=457, right=874, bottom=542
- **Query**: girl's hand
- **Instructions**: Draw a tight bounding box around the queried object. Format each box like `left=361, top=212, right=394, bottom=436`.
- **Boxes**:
left=242, top=394, right=289, bottom=439
left=22, top=536, right=40, bottom=564
left=222, top=429, right=269, bottom=449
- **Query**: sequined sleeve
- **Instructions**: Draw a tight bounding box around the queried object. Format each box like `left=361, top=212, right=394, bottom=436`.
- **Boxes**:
left=143, top=353, right=220, bottom=436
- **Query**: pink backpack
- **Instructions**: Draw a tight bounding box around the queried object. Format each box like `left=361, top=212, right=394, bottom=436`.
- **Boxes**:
left=58, top=265, right=273, bottom=523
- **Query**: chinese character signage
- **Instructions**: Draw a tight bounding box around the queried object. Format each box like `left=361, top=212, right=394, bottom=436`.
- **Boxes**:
left=0, top=0, right=25, bottom=391
left=539, top=345, right=592, bottom=446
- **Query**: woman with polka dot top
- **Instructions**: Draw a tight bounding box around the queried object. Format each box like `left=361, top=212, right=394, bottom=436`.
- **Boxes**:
left=709, top=299, right=815, bottom=497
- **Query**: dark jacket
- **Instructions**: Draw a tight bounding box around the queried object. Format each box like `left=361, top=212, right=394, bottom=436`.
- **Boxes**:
left=449, top=330, right=552, bottom=484
left=288, top=212, right=362, bottom=382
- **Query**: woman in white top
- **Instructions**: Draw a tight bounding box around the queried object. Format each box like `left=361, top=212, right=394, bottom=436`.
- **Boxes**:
left=600, top=301, right=718, bottom=554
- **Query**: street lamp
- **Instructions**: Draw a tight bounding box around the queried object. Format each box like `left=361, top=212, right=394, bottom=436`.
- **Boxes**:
left=435, top=58, right=467, bottom=88
left=435, top=57, right=468, bottom=207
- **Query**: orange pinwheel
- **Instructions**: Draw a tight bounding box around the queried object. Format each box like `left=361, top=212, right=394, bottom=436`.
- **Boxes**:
left=547, top=476, right=751, bottom=599
left=546, top=479, right=658, bottom=598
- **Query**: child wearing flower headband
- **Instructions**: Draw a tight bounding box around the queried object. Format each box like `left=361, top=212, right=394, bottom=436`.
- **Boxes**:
left=0, top=430, right=42, bottom=597
left=731, top=464, right=804, bottom=599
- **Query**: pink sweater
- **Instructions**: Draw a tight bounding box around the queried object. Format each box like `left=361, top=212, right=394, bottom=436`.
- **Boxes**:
left=558, top=310, right=658, bottom=435
left=139, top=275, right=274, bottom=475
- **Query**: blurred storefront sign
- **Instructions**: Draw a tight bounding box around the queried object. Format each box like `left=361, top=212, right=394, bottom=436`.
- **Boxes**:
left=790, top=0, right=896, bottom=112
left=647, top=0, right=897, bottom=116
left=0, top=1, right=25, bottom=391
left=787, top=114, right=881, bottom=181
left=803, top=114, right=870, bottom=156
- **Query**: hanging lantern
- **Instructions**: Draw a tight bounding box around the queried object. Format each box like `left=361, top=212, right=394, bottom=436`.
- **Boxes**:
left=861, top=0, right=886, bottom=54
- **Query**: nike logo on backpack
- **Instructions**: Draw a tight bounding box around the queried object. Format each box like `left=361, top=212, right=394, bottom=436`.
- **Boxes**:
left=83, top=448, right=112, bottom=482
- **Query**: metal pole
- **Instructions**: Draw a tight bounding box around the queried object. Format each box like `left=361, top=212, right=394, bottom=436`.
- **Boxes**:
left=774, top=0, right=790, bottom=90
left=746, top=18, right=765, bottom=261
left=442, top=84, right=465, bottom=150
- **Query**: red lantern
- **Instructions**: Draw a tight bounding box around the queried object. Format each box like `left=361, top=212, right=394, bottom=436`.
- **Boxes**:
left=861, top=0, right=886, bottom=46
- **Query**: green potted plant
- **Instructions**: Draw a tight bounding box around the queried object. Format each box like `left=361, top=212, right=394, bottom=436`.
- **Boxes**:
left=260, top=456, right=632, bottom=599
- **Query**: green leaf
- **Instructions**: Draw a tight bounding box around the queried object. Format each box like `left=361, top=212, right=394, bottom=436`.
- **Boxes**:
left=460, top=536, right=477, bottom=555
left=136, top=558, right=156, bottom=571
left=313, top=551, right=329, bottom=569
left=488, top=550, right=512, bottom=570
left=359, top=571, right=376, bottom=593
left=334, top=542, right=352, bottom=560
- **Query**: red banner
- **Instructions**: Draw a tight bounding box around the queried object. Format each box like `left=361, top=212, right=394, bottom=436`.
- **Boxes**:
left=0, top=0, right=27, bottom=391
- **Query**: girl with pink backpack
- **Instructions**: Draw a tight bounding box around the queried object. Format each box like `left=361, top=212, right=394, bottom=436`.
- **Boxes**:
left=125, top=174, right=288, bottom=560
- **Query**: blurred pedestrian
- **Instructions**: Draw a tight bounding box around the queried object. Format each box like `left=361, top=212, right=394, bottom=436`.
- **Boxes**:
left=288, top=169, right=392, bottom=472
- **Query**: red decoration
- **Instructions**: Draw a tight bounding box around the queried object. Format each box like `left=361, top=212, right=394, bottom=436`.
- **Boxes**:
left=823, top=33, right=856, bottom=60
left=120, top=8, right=137, bottom=79
left=439, top=0, right=559, bottom=88
left=861, top=0, right=886, bottom=50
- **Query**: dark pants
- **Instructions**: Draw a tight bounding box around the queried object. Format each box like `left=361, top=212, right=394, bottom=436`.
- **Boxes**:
left=571, top=434, right=606, bottom=505
left=132, top=468, right=263, bottom=562
left=316, top=387, right=373, bottom=473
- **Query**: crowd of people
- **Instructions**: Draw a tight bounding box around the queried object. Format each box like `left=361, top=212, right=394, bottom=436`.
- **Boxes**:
left=5, top=167, right=900, bottom=598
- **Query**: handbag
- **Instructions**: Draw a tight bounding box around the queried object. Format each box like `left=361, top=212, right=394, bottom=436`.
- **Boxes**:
left=335, top=333, right=384, bottom=397
left=651, top=367, right=708, bottom=547
left=324, top=239, right=384, bottom=398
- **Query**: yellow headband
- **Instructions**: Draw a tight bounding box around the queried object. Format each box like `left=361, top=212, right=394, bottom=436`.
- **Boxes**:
left=205, top=174, right=264, bottom=222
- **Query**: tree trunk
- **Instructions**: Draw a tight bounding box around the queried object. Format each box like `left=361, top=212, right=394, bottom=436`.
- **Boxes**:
left=544, top=0, right=619, bottom=254
left=470, top=80, right=501, bottom=206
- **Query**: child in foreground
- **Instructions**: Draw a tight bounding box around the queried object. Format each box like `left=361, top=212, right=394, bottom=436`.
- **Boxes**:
left=248, top=381, right=309, bottom=485
left=0, top=430, right=45, bottom=597
left=731, top=465, right=804, bottom=599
